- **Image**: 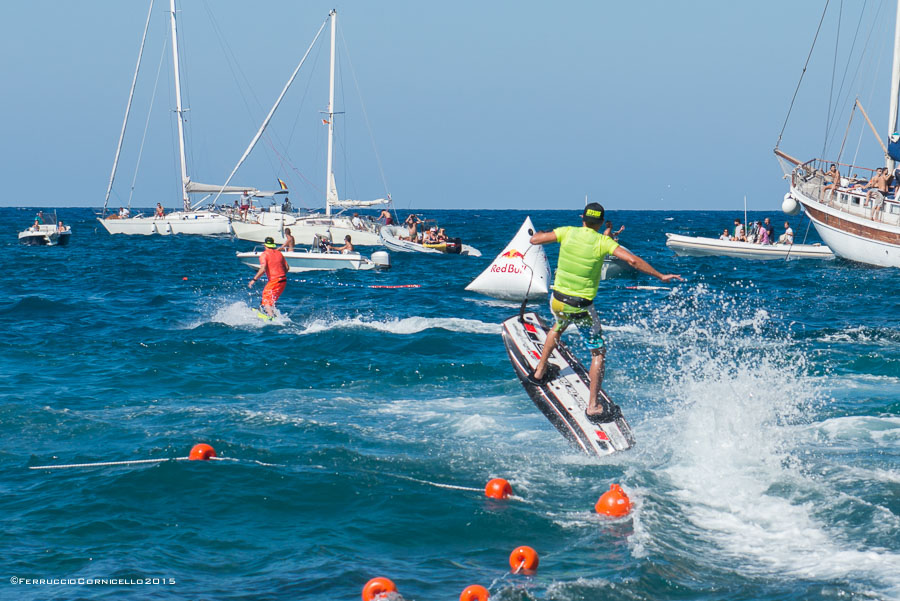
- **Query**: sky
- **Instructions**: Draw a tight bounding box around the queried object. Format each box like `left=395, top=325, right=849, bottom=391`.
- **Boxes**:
left=1, top=0, right=896, bottom=211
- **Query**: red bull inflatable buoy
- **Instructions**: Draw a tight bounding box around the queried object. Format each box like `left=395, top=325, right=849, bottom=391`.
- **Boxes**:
left=594, top=483, right=632, bottom=517
left=465, top=217, right=549, bottom=301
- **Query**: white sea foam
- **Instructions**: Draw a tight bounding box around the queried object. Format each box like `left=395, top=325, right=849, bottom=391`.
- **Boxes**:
left=294, top=315, right=500, bottom=336
left=188, top=301, right=290, bottom=329
left=631, top=284, right=900, bottom=594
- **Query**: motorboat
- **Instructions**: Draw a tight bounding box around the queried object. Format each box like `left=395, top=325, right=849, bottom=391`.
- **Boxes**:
left=18, top=212, right=71, bottom=246
left=665, top=233, right=834, bottom=260
left=98, top=0, right=274, bottom=236
left=236, top=245, right=389, bottom=272
left=379, top=225, right=482, bottom=256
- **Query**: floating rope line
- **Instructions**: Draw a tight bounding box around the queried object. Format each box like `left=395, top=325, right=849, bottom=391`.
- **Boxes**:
left=293, top=279, right=421, bottom=289
left=29, top=457, right=188, bottom=470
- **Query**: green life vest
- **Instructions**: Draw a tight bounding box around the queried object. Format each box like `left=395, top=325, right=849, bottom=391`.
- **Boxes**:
left=552, top=226, right=620, bottom=300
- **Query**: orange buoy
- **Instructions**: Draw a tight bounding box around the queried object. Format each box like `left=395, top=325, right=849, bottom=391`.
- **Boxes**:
left=188, top=443, right=217, bottom=461
left=484, top=478, right=512, bottom=500
left=460, top=584, right=489, bottom=601
left=508, top=545, right=539, bottom=574
left=182, top=276, right=188, bottom=280
left=594, top=483, right=632, bottom=517
left=362, top=577, right=396, bottom=601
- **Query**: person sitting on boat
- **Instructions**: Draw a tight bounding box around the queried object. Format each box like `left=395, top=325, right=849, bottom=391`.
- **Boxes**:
left=118, top=206, right=130, bottom=218
left=328, top=235, right=354, bottom=254
left=763, top=217, right=774, bottom=244
left=281, top=197, right=292, bottom=213
left=437, top=227, right=448, bottom=242
left=823, top=164, right=840, bottom=200
left=277, top=227, right=295, bottom=253
left=248, top=236, right=289, bottom=319
left=865, top=168, right=890, bottom=211
left=719, top=228, right=730, bottom=241
left=777, top=222, right=794, bottom=245
left=603, top=220, right=625, bottom=240
left=402, top=214, right=422, bottom=241
left=351, top=213, right=364, bottom=230
left=732, top=218, right=745, bottom=242
left=527, top=202, right=683, bottom=423
left=31, top=219, right=40, bottom=232
left=423, top=227, right=439, bottom=244
left=155, top=203, right=165, bottom=219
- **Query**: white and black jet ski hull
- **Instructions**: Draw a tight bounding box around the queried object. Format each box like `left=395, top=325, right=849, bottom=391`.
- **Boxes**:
left=501, top=312, right=635, bottom=456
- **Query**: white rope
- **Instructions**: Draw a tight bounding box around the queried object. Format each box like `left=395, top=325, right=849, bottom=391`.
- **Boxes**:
left=29, top=457, right=189, bottom=470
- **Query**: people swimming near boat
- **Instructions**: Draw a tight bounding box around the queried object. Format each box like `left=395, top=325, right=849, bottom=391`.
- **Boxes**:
left=248, top=236, right=288, bottom=319
left=277, top=227, right=295, bottom=252
left=527, top=203, right=683, bottom=422
left=328, top=235, right=354, bottom=254
left=776, top=222, right=794, bottom=245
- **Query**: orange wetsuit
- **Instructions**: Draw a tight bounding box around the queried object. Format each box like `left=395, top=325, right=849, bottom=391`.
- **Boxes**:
left=260, top=248, right=288, bottom=307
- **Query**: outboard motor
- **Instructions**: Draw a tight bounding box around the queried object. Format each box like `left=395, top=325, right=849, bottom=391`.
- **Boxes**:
left=371, top=251, right=391, bottom=270
left=446, top=237, right=463, bottom=254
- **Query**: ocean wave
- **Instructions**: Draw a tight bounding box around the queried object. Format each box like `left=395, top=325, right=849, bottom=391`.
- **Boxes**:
left=295, top=315, right=500, bottom=336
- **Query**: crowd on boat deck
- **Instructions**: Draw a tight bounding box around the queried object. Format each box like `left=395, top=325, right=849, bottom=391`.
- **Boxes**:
left=400, top=214, right=451, bottom=244
left=820, top=162, right=900, bottom=218
left=720, top=217, right=793, bottom=245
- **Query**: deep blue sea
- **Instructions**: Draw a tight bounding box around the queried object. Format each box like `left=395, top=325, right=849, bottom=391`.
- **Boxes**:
left=1, top=207, right=898, bottom=601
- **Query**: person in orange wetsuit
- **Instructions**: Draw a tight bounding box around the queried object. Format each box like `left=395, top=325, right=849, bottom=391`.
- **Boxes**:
left=248, top=237, right=289, bottom=319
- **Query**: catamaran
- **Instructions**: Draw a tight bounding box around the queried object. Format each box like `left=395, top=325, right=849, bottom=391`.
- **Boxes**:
left=98, top=0, right=272, bottom=236
left=229, top=10, right=390, bottom=247
left=775, top=1, right=900, bottom=267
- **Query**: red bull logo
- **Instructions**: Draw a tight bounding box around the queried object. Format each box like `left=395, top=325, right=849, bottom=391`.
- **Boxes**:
left=500, top=249, right=525, bottom=259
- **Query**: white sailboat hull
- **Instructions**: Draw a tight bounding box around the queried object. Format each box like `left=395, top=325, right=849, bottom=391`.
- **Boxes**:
left=791, top=185, right=900, bottom=267
left=232, top=215, right=382, bottom=246
left=98, top=211, right=232, bottom=236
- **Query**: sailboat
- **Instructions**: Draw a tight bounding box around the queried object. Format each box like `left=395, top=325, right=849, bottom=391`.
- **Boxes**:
left=99, top=0, right=270, bottom=236
left=229, top=9, right=390, bottom=247
left=775, top=2, right=900, bottom=267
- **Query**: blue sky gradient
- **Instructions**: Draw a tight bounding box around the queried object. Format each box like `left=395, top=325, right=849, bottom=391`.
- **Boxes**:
left=1, top=1, right=895, bottom=210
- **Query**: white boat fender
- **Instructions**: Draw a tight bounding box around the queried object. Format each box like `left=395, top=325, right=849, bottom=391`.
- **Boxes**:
left=465, top=217, right=550, bottom=302
left=782, top=193, right=801, bottom=215
left=371, top=251, right=391, bottom=269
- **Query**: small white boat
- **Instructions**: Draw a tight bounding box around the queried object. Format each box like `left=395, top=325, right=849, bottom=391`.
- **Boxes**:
left=380, top=225, right=482, bottom=256
left=601, top=255, right=634, bottom=279
left=237, top=247, right=389, bottom=272
left=665, top=233, right=834, bottom=260
left=18, top=212, right=71, bottom=246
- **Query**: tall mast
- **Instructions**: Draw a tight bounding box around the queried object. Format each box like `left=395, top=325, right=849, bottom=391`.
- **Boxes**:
left=325, top=9, right=337, bottom=217
left=169, top=0, right=189, bottom=209
left=888, top=0, right=900, bottom=170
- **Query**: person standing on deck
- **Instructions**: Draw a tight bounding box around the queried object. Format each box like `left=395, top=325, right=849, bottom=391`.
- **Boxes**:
left=248, top=237, right=289, bottom=319
left=528, top=203, right=683, bottom=422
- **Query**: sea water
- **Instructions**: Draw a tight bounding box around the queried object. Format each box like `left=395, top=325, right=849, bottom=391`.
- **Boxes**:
left=1, top=208, right=897, bottom=600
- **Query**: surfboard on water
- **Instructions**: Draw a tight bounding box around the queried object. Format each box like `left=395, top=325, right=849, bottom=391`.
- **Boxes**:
left=501, top=311, right=635, bottom=456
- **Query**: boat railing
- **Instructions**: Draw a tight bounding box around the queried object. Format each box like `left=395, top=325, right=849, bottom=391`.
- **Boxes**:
left=794, top=159, right=900, bottom=226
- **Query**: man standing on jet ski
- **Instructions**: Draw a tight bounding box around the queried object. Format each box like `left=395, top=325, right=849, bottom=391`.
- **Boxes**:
left=528, top=203, right=683, bottom=422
